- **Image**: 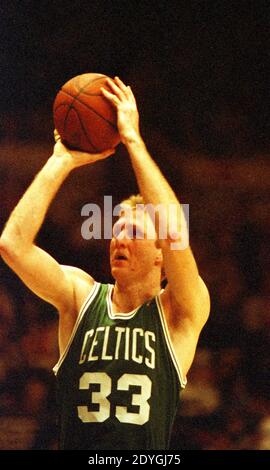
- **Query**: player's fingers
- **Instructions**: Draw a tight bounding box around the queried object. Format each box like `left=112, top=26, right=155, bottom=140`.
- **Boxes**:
left=114, top=76, right=129, bottom=95
left=100, top=148, right=116, bottom=158
left=105, top=77, right=125, bottom=99
left=71, top=147, right=115, bottom=162
left=101, top=87, right=120, bottom=106
left=54, top=129, right=61, bottom=142
left=89, top=148, right=116, bottom=162
left=127, top=86, right=137, bottom=104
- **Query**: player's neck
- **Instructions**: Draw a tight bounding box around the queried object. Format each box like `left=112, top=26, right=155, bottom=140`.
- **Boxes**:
left=112, top=278, right=160, bottom=313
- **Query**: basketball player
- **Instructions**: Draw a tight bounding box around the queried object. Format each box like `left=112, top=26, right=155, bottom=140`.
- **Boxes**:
left=0, top=77, right=210, bottom=449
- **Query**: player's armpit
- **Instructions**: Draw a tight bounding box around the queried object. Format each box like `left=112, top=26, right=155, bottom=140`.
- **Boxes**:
left=60, top=265, right=95, bottom=315
left=162, top=273, right=210, bottom=334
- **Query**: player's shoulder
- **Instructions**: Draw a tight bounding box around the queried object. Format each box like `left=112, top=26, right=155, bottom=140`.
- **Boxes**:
left=60, top=265, right=96, bottom=315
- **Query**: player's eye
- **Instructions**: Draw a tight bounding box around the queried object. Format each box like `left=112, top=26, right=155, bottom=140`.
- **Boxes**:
left=128, top=224, right=144, bottom=239
left=113, top=221, right=125, bottom=238
left=134, top=227, right=144, bottom=239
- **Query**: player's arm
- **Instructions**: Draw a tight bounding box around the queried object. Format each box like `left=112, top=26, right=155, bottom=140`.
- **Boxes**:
left=102, top=77, right=210, bottom=373
left=0, top=136, right=114, bottom=313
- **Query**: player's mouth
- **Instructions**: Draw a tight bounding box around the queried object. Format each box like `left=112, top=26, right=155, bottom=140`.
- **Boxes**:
left=112, top=253, right=129, bottom=264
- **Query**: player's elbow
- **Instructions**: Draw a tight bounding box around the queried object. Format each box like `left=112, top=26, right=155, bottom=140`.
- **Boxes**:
left=0, top=221, right=30, bottom=258
left=194, top=283, right=211, bottom=331
left=200, top=278, right=211, bottom=322
left=0, top=236, right=12, bottom=260
left=0, top=234, right=22, bottom=263
left=0, top=235, right=10, bottom=255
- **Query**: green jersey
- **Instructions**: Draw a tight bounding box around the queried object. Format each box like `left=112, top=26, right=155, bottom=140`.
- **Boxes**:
left=54, top=282, right=186, bottom=450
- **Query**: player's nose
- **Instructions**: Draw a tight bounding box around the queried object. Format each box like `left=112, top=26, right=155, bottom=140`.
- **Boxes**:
left=114, top=230, right=130, bottom=245
left=113, top=221, right=129, bottom=241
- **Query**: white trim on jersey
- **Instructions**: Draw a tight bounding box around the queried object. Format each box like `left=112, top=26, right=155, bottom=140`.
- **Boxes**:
left=53, top=282, right=100, bottom=376
left=155, top=295, right=187, bottom=389
left=106, top=284, right=142, bottom=320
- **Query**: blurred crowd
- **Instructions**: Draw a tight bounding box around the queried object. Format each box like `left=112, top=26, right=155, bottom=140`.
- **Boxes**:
left=0, top=117, right=269, bottom=450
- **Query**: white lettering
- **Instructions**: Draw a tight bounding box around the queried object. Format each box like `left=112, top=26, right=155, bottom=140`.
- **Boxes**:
left=132, top=328, right=143, bottom=364
left=115, top=327, right=125, bottom=360
left=101, top=326, right=113, bottom=360
left=124, top=327, right=130, bottom=360
left=145, top=331, right=156, bottom=369
left=88, top=327, right=105, bottom=361
left=81, top=204, right=101, bottom=240
left=79, top=329, right=94, bottom=364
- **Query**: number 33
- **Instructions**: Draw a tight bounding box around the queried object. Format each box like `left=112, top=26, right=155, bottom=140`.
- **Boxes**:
left=77, top=372, right=152, bottom=425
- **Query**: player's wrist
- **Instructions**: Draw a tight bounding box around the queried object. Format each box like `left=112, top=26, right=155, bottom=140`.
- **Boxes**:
left=49, top=152, right=74, bottom=174
left=122, top=132, right=144, bottom=148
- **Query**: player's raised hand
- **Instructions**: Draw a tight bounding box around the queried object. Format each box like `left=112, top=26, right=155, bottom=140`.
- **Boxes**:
left=53, top=130, right=115, bottom=169
left=101, top=77, right=142, bottom=145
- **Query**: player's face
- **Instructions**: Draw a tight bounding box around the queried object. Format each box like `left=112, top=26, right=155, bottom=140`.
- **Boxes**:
left=110, top=210, right=161, bottom=281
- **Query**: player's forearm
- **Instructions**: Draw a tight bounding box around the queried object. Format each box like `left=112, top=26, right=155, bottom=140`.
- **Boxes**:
left=0, top=154, right=72, bottom=252
left=125, top=137, right=178, bottom=206
left=125, top=136, right=186, bottom=246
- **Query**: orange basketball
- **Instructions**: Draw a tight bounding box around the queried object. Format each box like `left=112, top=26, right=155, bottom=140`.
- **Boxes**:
left=53, top=73, right=120, bottom=152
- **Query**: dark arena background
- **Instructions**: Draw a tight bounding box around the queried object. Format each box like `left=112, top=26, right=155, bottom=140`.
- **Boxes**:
left=0, top=0, right=269, bottom=456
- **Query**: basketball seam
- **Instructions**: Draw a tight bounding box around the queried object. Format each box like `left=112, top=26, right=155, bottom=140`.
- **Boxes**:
left=66, top=74, right=110, bottom=97
left=73, top=75, right=107, bottom=91
left=55, top=89, right=117, bottom=130
left=63, top=105, right=99, bottom=152
left=72, top=106, right=100, bottom=152
left=60, top=74, right=114, bottom=129
left=54, top=74, right=118, bottom=151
